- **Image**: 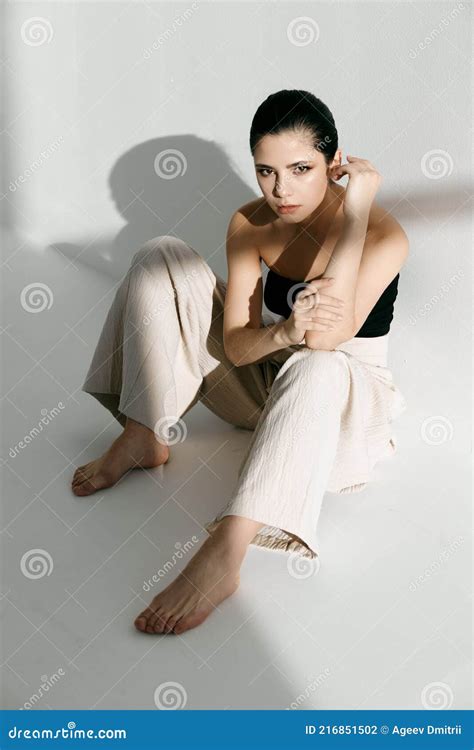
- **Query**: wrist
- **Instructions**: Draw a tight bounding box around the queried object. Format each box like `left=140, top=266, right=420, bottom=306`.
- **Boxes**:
left=272, top=319, right=290, bottom=347
left=343, top=210, right=370, bottom=229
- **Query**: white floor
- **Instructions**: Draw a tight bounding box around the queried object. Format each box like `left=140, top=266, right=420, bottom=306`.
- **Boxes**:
left=1, top=242, right=471, bottom=711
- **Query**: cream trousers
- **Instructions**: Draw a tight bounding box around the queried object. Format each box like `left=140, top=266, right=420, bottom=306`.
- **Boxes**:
left=81, top=235, right=407, bottom=559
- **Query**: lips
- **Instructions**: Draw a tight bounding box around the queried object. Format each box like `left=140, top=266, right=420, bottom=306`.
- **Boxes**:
left=277, top=204, right=300, bottom=213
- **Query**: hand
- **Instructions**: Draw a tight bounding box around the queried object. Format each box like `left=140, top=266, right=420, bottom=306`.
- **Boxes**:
left=331, top=155, right=382, bottom=222
left=280, top=278, right=346, bottom=346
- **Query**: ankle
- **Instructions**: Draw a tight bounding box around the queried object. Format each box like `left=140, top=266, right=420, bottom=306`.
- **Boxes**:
left=208, top=516, right=262, bottom=557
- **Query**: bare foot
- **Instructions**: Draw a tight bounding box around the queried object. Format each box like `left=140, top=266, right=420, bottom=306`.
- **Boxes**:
left=134, top=532, right=242, bottom=635
left=72, top=419, right=169, bottom=496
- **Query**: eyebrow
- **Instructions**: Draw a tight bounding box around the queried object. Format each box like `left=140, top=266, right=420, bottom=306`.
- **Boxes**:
left=255, top=160, right=312, bottom=169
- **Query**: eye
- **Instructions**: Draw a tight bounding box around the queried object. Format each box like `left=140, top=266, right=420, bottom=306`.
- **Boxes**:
left=294, top=165, right=311, bottom=174
left=257, top=168, right=272, bottom=177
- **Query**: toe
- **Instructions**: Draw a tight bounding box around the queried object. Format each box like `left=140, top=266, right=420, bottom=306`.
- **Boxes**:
left=73, top=477, right=102, bottom=496
left=163, top=616, right=179, bottom=634
left=134, top=606, right=155, bottom=632
left=152, top=610, right=169, bottom=634
left=174, top=611, right=208, bottom=635
left=134, top=616, right=147, bottom=632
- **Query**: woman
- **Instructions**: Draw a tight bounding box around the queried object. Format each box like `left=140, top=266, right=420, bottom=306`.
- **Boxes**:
left=73, top=90, right=408, bottom=636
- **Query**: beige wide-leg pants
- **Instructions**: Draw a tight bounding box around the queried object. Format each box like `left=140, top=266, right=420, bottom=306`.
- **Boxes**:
left=81, top=235, right=407, bottom=559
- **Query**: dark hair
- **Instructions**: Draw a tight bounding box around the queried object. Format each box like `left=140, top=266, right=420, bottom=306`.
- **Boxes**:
left=249, top=89, right=338, bottom=166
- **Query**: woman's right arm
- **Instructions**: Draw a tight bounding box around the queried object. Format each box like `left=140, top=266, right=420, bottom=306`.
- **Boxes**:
left=223, top=210, right=294, bottom=367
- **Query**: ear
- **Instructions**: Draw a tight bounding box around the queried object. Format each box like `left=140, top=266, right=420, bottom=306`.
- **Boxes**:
left=330, top=149, right=342, bottom=169
left=327, top=149, right=343, bottom=181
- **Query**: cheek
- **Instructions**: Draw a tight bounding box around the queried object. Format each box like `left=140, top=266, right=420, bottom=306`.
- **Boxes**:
left=301, top=172, right=326, bottom=201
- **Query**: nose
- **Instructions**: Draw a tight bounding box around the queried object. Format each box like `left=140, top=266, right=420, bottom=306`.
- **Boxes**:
left=273, top=176, right=292, bottom=199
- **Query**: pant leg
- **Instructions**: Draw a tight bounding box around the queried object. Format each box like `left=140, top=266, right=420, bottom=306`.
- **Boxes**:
left=205, top=348, right=351, bottom=560
left=80, top=234, right=279, bottom=436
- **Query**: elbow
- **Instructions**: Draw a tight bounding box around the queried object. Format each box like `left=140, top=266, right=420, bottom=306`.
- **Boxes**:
left=224, top=342, right=241, bottom=367
left=305, top=320, right=357, bottom=351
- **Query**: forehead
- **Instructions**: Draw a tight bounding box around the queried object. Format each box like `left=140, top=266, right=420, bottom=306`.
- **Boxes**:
left=253, top=131, right=325, bottom=164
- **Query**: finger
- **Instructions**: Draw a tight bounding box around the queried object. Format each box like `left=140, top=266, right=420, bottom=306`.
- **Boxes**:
left=315, top=302, right=346, bottom=313
left=318, top=295, right=346, bottom=308
left=304, top=322, right=337, bottom=331
left=296, top=278, right=334, bottom=298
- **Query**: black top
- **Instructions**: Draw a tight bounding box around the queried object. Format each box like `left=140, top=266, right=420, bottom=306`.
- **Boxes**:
left=263, top=268, right=400, bottom=337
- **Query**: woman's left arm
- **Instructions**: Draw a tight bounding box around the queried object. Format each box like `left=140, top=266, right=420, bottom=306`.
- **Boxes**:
left=304, top=156, right=383, bottom=350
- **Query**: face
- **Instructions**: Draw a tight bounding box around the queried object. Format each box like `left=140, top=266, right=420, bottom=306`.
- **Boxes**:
left=253, top=130, right=342, bottom=223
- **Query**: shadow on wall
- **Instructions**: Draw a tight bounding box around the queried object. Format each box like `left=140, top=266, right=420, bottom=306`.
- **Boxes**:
left=49, top=133, right=472, bottom=284
left=49, top=135, right=257, bottom=283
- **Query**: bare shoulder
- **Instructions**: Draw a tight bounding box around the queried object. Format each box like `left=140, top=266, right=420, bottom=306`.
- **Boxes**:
left=368, top=202, right=409, bottom=247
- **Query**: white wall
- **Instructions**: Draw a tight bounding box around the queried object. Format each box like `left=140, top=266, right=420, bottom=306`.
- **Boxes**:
left=2, top=1, right=472, bottom=437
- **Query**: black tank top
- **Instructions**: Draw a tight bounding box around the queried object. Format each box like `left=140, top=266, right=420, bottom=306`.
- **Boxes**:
left=263, top=268, right=400, bottom=337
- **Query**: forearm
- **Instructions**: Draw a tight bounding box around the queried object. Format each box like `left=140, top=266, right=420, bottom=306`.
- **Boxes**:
left=305, top=213, right=369, bottom=350
left=226, top=321, right=292, bottom=367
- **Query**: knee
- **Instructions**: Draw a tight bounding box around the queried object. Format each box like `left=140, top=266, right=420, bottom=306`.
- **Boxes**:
left=131, top=235, right=195, bottom=267
left=277, top=349, right=349, bottom=396
left=129, top=236, right=208, bottom=288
